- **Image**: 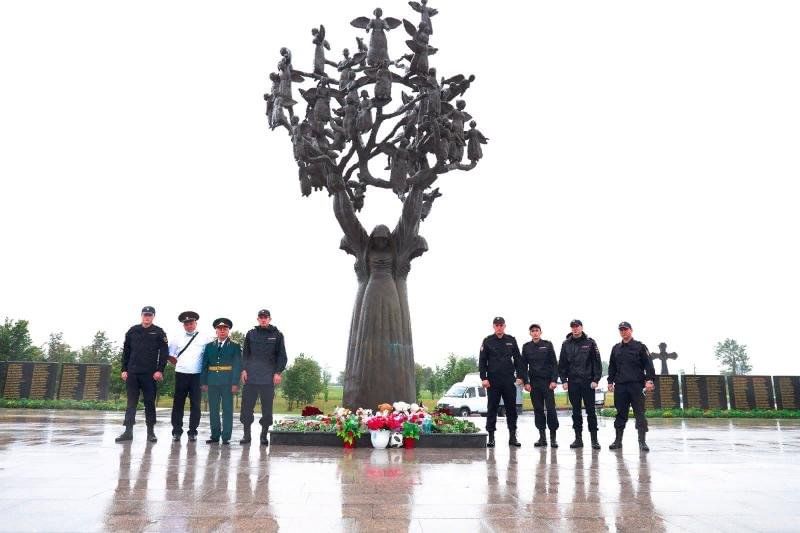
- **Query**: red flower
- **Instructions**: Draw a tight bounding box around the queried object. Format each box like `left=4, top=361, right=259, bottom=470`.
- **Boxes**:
left=301, top=405, right=323, bottom=417
left=367, top=415, right=389, bottom=431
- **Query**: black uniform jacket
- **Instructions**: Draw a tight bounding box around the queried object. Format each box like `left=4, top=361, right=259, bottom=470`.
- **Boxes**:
left=242, top=325, right=288, bottom=385
left=478, top=333, right=522, bottom=382
left=520, top=339, right=559, bottom=384
left=608, top=339, right=656, bottom=385
left=558, top=332, right=602, bottom=384
left=122, top=324, right=169, bottom=374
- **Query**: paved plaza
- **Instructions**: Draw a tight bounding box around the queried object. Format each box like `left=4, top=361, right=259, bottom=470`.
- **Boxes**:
left=0, top=409, right=798, bottom=532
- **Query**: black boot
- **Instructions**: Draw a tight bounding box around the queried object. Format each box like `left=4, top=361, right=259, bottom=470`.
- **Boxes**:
left=146, top=425, right=157, bottom=443
left=534, top=429, right=547, bottom=447
left=487, top=431, right=495, bottom=448
left=638, top=428, right=649, bottom=452
left=609, top=427, right=624, bottom=450
left=570, top=429, right=583, bottom=449
left=115, top=426, right=133, bottom=443
left=590, top=431, right=601, bottom=450
left=259, top=426, right=268, bottom=446
left=240, top=425, right=252, bottom=445
left=206, top=438, right=219, bottom=444
left=549, top=429, right=558, bottom=448
left=509, top=431, right=521, bottom=447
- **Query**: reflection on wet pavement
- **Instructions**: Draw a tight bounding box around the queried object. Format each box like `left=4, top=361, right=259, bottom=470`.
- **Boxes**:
left=0, top=409, right=798, bottom=531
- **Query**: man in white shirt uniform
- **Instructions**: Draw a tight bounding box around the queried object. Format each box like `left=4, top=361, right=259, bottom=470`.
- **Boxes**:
left=168, top=311, right=208, bottom=442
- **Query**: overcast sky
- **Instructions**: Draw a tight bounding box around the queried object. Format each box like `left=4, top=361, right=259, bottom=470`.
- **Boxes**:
left=1, top=1, right=798, bottom=378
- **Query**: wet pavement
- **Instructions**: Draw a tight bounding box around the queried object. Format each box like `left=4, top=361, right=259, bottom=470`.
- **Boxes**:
left=0, top=409, right=798, bottom=532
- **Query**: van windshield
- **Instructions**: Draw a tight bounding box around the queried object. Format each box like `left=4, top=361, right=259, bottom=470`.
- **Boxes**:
left=444, top=385, right=467, bottom=397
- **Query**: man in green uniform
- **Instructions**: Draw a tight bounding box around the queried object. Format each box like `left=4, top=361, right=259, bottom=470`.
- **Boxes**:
left=200, top=318, right=241, bottom=445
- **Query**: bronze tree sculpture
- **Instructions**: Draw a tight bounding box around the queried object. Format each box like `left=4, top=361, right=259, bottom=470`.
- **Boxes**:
left=266, top=2, right=486, bottom=409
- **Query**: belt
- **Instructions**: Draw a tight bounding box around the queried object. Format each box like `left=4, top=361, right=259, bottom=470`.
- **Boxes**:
left=208, top=365, right=232, bottom=372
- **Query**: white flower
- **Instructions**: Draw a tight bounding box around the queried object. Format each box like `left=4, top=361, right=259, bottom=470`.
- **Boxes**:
left=393, top=401, right=410, bottom=412
left=410, top=403, right=420, bottom=413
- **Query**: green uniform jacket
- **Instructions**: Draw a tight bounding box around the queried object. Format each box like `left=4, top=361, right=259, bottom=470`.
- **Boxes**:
left=200, top=339, right=242, bottom=387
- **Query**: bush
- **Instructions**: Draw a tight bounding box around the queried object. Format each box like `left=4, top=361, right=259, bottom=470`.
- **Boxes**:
left=0, top=398, right=129, bottom=410
left=281, top=354, right=323, bottom=410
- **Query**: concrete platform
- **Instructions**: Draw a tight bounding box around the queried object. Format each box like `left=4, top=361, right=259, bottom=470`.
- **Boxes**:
left=0, top=408, right=798, bottom=532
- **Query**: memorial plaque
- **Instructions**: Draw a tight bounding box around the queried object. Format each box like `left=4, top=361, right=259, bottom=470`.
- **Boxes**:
left=0, top=362, right=7, bottom=397
left=0, top=362, right=59, bottom=399
left=680, top=375, right=728, bottom=410
left=58, top=364, right=111, bottom=400
left=727, top=375, right=775, bottom=410
left=644, top=375, right=681, bottom=409
left=773, top=376, right=800, bottom=410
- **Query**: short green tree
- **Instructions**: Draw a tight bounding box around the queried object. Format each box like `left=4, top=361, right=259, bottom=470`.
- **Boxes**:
left=714, top=338, right=752, bottom=375
left=79, top=331, right=117, bottom=364
left=46, top=332, right=77, bottom=363
left=0, top=318, right=44, bottom=361
left=281, top=353, right=323, bottom=410
left=229, top=330, right=245, bottom=347
left=321, top=368, right=332, bottom=402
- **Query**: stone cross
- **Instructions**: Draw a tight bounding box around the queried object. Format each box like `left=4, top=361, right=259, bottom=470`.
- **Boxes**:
left=650, top=342, right=678, bottom=375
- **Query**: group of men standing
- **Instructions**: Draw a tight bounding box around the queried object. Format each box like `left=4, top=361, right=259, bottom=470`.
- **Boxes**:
left=114, top=307, right=287, bottom=446
left=479, top=317, right=656, bottom=451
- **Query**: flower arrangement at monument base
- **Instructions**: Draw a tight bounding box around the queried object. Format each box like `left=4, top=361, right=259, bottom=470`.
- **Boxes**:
left=269, top=401, right=485, bottom=448
left=334, top=408, right=367, bottom=448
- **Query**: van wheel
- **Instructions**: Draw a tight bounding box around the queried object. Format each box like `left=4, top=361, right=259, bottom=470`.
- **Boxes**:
left=497, top=406, right=506, bottom=417
left=459, top=407, right=471, bottom=417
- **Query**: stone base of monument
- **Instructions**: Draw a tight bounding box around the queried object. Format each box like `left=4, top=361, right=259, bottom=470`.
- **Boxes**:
left=269, top=431, right=488, bottom=448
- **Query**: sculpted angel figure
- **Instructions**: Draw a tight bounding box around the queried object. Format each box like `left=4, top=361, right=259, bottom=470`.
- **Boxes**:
left=466, top=120, right=488, bottom=162
left=350, top=8, right=402, bottom=67
left=373, top=61, right=393, bottom=106
left=408, top=0, right=438, bottom=34
left=441, top=74, right=475, bottom=101
left=446, top=99, right=471, bottom=162
left=357, top=90, right=374, bottom=132
left=402, top=19, right=437, bottom=76
left=277, top=50, right=303, bottom=106
left=265, top=72, right=280, bottom=128
left=311, top=25, right=336, bottom=76
left=381, top=138, right=413, bottom=198
left=336, top=48, right=365, bottom=91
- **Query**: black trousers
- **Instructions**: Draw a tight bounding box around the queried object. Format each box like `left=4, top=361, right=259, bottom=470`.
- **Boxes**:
left=486, top=378, right=518, bottom=433
left=240, top=383, right=275, bottom=428
left=567, top=381, right=597, bottom=432
left=530, top=378, right=559, bottom=431
left=171, top=372, right=201, bottom=436
left=613, top=382, right=648, bottom=432
left=123, top=372, right=157, bottom=427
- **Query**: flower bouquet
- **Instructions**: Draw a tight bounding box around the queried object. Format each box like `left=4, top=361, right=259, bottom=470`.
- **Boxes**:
left=366, top=413, right=391, bottom=448
left=334, top=408, right=365, bottom=448
left=401, top=420, right=421, bottom=448
left=301, top=405, right=323, bottom=417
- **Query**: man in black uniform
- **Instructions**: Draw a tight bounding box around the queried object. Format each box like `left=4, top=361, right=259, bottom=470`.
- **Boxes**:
left=479, top=316, right=523, bottom=448
left=558, top=319, right=603, bottom=450
left=239, top=309, right=288, bottom=446
left=116, top=306, right=169, bottom=443
left=608, top=321, right=656, bottom=451
left=520, top=323, right=559, bottom=448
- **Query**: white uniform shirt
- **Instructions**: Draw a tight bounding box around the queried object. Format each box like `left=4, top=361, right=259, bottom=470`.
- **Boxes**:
left=168, top=330, right=210, bottom=374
